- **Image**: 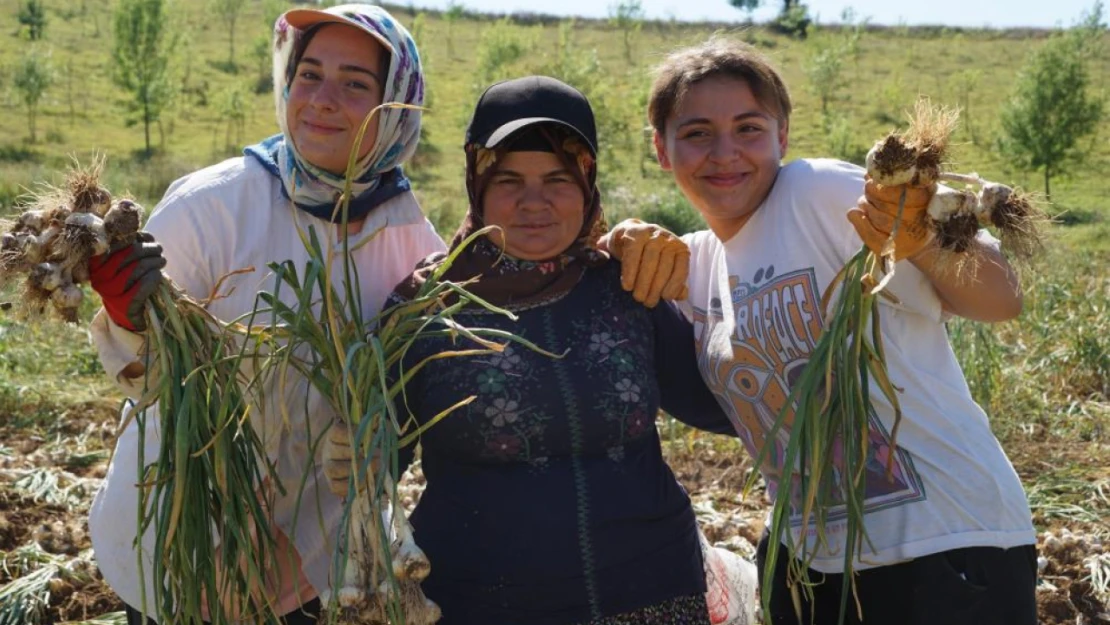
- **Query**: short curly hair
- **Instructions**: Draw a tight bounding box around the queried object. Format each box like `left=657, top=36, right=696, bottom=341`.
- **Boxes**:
left=648, top=36, right=792, bottom=135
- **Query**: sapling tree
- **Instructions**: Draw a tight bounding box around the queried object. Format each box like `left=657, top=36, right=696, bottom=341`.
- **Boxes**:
left=211, top=0, right=247, bottom=70
left=111, top=0, right=177, bottom=156
left=997, top=12, right=1105, bottom=199
left=729, top=0, right=811, bottom=37
left=63, top=56, right=76, bottom=126
left=248, top=0, right=285, bottom=93
left=473, top=18, right=531, bottom=95
left=249, top=36, right=270, bottom=93
left=805, top=41, right=846, bottom=115
left=608, top=0, right=644, bottom=64
left=18, top=0, right=47, bottom=41
left=444, top=1, right=465, bottom=58
left=411, top=11, right=427, bottom=45
left=840, top=7, right=869, bottom=77
left=219, top=84, right=247, bottom=149
left=531, top=20, right=630, bottom=188
left=952, top=69, right=981, bottom=143
left=12, top=46, right=54, bottom=144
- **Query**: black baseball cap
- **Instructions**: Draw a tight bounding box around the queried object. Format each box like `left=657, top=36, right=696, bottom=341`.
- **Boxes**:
left=466, top=76, right=598, bottom=155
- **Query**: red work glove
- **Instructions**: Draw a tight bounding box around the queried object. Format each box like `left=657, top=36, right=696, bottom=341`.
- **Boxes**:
left=88, top=232, right=166, bottom=332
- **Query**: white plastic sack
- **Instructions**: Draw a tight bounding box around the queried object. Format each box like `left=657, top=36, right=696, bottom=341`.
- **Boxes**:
left=701, top=531, right=759, bottom=625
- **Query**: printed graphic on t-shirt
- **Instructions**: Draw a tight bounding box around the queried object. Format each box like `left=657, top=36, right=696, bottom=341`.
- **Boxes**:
left=691, top=265, right=926, bottom=526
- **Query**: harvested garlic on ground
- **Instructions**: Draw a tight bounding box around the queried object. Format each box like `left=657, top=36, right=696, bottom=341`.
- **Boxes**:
left=70, top=262, right=90, bottom=283
left=1043, top=534, right=1062, bottom=553
left=46, top=205, right=72, bottom=225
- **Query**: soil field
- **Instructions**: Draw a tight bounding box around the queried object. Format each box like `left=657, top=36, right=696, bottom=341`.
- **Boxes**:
left=2, top=402, right=1107, bottom=623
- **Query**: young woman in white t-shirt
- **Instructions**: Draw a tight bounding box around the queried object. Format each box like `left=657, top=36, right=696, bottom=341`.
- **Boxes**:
left=608, top=37, right=1037, bottom=625
left=85, top=5, right=444, bottom=623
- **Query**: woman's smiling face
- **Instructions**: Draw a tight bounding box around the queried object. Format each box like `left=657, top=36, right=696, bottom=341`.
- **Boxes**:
left=285, top=24, right=388, bottom=175
left=654, top=76, right=788, bottom=240
left=481, top=150, right=586, bottom=261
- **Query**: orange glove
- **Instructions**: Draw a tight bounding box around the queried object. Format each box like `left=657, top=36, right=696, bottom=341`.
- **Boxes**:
left=323, top=418, right=380, bottom=499
left=604, top=219, right=690, bottom=308
left=847, top=179, right=936, bottom=261
left=323, top=419, right=357, bottom=499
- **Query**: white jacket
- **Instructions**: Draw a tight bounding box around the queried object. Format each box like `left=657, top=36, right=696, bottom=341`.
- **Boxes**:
left=88, top=156, right=446, bottom=618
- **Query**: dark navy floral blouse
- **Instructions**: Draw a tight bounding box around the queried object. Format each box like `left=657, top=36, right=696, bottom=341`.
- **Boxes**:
left=393, top=261, right=735, bottom=625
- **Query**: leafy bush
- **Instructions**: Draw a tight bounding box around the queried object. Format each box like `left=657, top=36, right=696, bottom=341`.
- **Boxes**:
left=473, top=17, right=534, bottom=94
left=770, top=2, right=811, bottom=38
left=821, top=112, right=866, bottom=164
left=606, top=186, right=704, bottom=236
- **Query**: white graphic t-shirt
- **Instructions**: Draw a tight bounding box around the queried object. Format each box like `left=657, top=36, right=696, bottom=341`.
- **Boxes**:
left=678, top=158, right=1034, bottom=572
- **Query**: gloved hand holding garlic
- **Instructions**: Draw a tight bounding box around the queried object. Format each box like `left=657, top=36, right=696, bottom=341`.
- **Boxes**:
left=0, top=168, right=146, bottom=322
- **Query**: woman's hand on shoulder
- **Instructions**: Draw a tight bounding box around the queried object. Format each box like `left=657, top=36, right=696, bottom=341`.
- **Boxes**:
left=599, top=219, right=690, bottom=308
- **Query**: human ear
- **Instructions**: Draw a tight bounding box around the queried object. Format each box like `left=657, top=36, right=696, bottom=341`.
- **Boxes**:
left=653, top=131, right=672, bottom=171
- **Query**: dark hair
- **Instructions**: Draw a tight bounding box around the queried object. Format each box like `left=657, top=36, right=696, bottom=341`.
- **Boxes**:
left=648, top=36, right=792, bottom=134
left=285, top=26, right=322, bottom=86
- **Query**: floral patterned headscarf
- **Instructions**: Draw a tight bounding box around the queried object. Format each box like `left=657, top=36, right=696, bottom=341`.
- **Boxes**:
left=394, top=123, right=609, bottom=311
left=245, top=4, right=425, bottom=222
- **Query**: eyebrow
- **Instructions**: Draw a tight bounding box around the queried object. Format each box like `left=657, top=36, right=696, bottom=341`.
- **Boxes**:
left=675, top=111, right=770, bottom=131
left=298, top=57, right=383, bottom=85
left=492, top=167, right=572, bottom=178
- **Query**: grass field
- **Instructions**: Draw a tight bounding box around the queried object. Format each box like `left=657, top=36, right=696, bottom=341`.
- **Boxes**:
left=0, top=0, right=1108, bottom=622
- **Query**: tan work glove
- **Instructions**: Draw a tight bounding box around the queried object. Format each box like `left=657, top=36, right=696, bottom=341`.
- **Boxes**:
left=324, top=419, right=357, bottom=499
left=603, top=218, right=690, bottom=308
left=847, top=178, right=936, bottom=261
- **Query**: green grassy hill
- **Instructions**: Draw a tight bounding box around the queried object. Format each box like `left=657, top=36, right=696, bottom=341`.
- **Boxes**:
left=2, top=0, right=1109, bottom=455
left=1, top=0, right=1107, bottom=446
left=0, top=0, right=1107, bottom=236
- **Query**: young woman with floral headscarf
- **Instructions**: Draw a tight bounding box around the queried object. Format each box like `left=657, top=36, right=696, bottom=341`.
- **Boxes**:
left=324, top=76, right=740, bottom=625
left=84, top=5, right=443, bottom=623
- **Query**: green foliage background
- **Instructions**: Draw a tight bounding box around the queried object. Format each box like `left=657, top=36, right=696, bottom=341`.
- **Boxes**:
left=0, top=0, right=1106, bottom=236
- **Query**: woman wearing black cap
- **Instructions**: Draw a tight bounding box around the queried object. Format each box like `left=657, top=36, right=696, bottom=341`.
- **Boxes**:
left=326, top=75, right=739, bottom=624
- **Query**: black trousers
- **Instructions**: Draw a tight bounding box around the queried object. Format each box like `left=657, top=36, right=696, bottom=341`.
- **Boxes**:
left=125, top=597, right=321, bottom=625
left=756, top=531, right=1038, bottom=625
